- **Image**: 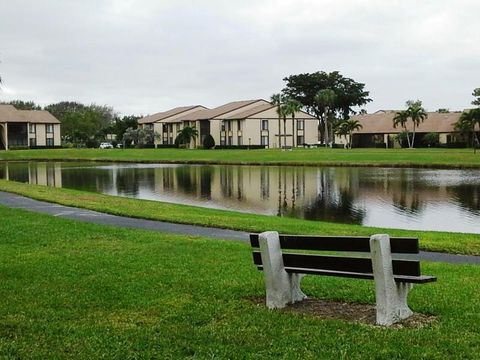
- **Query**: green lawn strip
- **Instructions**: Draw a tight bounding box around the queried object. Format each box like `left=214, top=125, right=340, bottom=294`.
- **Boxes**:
left=0, top=179, right=479, bottom=256
left=0, top=206, right=479, bottom=358
left=1, top=148, right=480, bottom=168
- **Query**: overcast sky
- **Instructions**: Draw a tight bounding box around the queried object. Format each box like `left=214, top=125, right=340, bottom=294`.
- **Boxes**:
left=0, top=0, right=479, bottom=116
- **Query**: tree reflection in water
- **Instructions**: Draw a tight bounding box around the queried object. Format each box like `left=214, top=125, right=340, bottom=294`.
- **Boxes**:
left=1, top=161, right=480, bottom=233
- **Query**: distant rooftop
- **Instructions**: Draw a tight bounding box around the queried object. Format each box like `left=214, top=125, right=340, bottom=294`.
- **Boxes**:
left=0, top=104, right=60, bottom=124
left=176, top=99, right=268, bottom=121
left=138, top=105, right=206, bottom=124
left=351, top=110, right=464, bottom=134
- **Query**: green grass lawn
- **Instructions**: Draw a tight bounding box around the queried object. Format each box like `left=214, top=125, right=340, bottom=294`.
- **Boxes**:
left=0, top=205, right=479, bottom=358
left=1, top=179, right=480, bottom=256
left=1, top=147, right=479, bottom=168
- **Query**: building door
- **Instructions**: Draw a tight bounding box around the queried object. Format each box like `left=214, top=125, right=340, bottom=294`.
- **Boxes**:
left=200, top=121, right=210, bottom=144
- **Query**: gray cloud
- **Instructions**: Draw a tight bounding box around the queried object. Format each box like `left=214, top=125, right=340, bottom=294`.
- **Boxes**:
left=1, top=0, right=479, bottom=115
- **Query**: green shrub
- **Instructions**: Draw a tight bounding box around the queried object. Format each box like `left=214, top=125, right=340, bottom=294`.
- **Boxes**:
left=174, top=135, right=181, bottom=148
left=203, top=134, right=215, bottom=149
left=423, top=132, right=440, bottom=147
left=395, top=131, right=410, bottom=148
left=85, top=139, right=100, bottom=148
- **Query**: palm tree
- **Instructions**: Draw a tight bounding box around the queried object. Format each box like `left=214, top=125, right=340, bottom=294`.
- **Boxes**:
left=271, top=93, right=284, bottom=149
left=283, top=98, right=303, bottom=148
left=177, top=126, right=199, bottom=149
left=343, top=119, right=363, bottom=149
left=406, top=100, right=428, bottom=148
left=393, top=110, right=410, bottom=148
left=335, top=119, right=363, bottom=149
left=314, top=89, right=336, bottom=147
left=334, top=121, right=349, bottom=148
left=456, top=109, right=480, bottom=153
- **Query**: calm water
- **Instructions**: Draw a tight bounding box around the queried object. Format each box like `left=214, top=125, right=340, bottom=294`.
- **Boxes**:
left=1, top=161, right=479, bottom=234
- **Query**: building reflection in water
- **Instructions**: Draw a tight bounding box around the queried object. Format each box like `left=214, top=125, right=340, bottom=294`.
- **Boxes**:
left=1, top=161, right=479, bottom=232
left=0, top=161, right=62, bottom=187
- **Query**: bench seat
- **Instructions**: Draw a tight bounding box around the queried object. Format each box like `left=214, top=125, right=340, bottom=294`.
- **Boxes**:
left=256, top=265, right=436, bottom=283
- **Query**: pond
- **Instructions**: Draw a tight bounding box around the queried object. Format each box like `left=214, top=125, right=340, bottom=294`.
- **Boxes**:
left=1, top=161, right=479, bottom=234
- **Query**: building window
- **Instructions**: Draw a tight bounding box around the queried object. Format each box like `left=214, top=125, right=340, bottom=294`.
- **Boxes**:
left=297, top=135, right=305, bottom=146
left=46, top=138, right=54, bottom=147
left=176, top=123, right=181, bottom=131
left=29, top=138, right=36, bottom=147
left=46, top=124, right=54, bottom=133
left=29, top=123, right=36, bottom=134
left=237, top=120, right=242, bottom=131
left=297, top=120, right=304, bottom=130
left=261, top=135, right=269, bottom=147
left=261, top=119, right=268, bottom=130
left=228, top=135, right=233, bottom=145
left=220, top=136, right=226, bottom=146
left=221, top=121, right=226, bottom=132
left=238, top=136, right=243, bottom=146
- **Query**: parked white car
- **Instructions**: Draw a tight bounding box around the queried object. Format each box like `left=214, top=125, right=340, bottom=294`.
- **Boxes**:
left=99, top=142, right=114, bottom=149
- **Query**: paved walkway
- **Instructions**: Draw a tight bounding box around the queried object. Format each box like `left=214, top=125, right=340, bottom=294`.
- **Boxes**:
left=0, top=191, right=479, bottom=265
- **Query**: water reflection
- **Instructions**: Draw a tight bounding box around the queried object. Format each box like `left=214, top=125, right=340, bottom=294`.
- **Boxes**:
left=1, top=161, right=479, bottom=233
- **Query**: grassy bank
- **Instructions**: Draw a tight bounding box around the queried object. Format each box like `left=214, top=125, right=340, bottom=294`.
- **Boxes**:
left=0, top=205, right=479, bottom=358
left=0, top=148, right=480, bottom=168
left=1, top=179, right=479, bottom=255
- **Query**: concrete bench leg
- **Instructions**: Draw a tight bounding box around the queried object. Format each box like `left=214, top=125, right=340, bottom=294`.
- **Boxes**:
left=258, top=231, right=307, bottom=309
left=370, top=234, right=414, bottom=326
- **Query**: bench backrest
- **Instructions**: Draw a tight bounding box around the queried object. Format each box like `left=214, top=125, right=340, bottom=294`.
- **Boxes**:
left=250, top=234, right=422, bottom=278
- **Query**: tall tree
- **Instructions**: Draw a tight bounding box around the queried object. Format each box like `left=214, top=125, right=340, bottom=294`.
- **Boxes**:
left=393, top=110, right=411, bottom=148
left=283, top=98, right=303, bottom=148
left=270, top=93, right=284, bottom=149
left=44, top=102, right=115, bottom=143
left=282, top=71, right=371, bottom=143
left=406, top=100, right=428, bottom=148
left=456, top=109, right=480, bottom=153
left=314, top=89, right=336, bottom=147
left=114, top=115, right=140, bottom=142
left=472, top=88, right=480, bottom=107
left=1, top=100, right=41, bottom=110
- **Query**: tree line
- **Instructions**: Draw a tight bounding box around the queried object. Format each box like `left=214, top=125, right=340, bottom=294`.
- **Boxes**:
left=0, top=100, right=141, bottom=148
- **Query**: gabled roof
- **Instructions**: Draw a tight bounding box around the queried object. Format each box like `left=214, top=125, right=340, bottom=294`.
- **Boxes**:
left=17, top=110, right=60, bottom=124
left=351, top=111, right=463, bottom=134
left=0, top=105, right=60, bottom=124
left=176, top=99, right=267, bottom=121
left=218, top=103, right=317, bottom=120
left=217, top=103, right=274, bottom=120
left=138, top=105, right=206, bottom=124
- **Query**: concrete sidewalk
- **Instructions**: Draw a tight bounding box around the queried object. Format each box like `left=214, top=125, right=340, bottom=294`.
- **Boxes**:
left=0, top=191, right=479, bottom=265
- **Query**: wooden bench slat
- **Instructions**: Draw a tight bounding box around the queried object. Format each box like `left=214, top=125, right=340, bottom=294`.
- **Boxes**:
left=252, top=251, right=421, bottom=277
left=250, top=234, right=419, bottom=254
left=255, top=265, right=437, bottom=284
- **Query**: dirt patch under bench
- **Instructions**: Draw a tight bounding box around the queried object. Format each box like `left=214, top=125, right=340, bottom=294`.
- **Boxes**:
left=250, top=297, right=437, bottom=328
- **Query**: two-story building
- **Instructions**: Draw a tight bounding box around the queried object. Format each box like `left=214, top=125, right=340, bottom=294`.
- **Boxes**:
left=0, top=105, right=61, bottom=150
left=138, top=99, right=318, bottom=148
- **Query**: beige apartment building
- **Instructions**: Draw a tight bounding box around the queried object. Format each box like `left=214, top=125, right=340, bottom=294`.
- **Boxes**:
left=0, top=105, right=61, bottom=150
left=138, top=99, right=318, bottom=148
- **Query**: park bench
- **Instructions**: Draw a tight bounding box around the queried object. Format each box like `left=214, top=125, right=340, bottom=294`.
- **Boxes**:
left=250, top=231, right=436, bottom=326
